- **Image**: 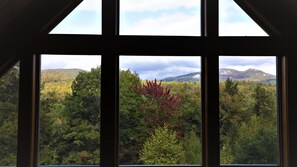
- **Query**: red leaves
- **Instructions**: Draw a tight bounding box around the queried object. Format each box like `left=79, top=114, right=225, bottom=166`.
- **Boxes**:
left=136, top=79, right=181, bottom=128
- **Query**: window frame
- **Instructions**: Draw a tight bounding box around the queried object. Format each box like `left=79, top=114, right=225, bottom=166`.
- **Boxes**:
left=15, top=0, right=289, bottom=167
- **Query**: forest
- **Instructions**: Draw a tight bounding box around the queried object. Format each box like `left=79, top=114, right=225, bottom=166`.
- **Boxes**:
left=0, top=66, right=278, bottom=166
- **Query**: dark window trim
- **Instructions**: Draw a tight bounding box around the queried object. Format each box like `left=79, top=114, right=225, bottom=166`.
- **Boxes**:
left=14, top=0, right=289, bottom=166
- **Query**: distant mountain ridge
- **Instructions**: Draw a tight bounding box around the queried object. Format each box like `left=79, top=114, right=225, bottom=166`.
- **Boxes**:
left=163, top=68, right=276, bottom=83
left=41, top=69, right=84, bottom=82
left=40, top=68, right=276, bottom=84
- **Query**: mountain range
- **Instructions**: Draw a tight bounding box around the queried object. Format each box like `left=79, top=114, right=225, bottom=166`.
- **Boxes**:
left=162, top=68, right=276, bottom=83
left=40, top=68, right=276, bottom=84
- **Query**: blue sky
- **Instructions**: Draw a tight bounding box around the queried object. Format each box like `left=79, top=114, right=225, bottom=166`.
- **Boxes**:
left=50, top=0, right=267, bottom=36
left=46, top=0, right=273, bottom=80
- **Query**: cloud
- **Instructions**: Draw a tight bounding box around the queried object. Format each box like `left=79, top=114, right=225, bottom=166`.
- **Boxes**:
left=41, top=55, right=101, bottom=71
left=219, top=22, right=267, bottom=36
left=76, top=0, right=101, bottom=12
left=219, top=0, right=268, bottom=36
left=120, top=56, right=277, bottom=80
left=120, top=11, right=200, bottom=36
left=120, top=56, right=201, bottom=79
left=220, top=56, right=276, bottom=75
left=121, top=0, right=199, bottom=13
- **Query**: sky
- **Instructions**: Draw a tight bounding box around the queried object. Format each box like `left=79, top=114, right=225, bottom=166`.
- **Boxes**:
left=46, top=0, right=273, bottom=80
left=41, top=55, right=276, bottom=80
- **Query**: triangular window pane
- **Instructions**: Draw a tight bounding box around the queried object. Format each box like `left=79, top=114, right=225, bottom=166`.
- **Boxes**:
left=50, top=0, right=101, bottom=35
left=219, top=0, right=268, bottom=36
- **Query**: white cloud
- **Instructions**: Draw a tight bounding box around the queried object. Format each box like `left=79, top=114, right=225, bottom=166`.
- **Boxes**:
left=120, top=12, right=200, bottom=36
left=76, top=0, right=101, bottom=12
left=120, top=56, right=201, bottom=80
left=224, top=65, right=276, bottom=75
left=121, top=0, right=199, bottom=13
left=140, top=66, right=199, bottom=80
left=219, top=0, right=268, bottom=36
left=41, top=55, right=101, bottom=71
left=50, top=1, right=102, bottom=35
left=220, top=57, right=276, bottom=75
left=219, top=22, right=268, bottom=36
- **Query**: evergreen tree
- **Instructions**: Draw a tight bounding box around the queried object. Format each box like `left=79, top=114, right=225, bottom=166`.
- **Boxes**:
left=183, top=130, right=202, bottom=164
left=140, top=126, right=184, bottom=164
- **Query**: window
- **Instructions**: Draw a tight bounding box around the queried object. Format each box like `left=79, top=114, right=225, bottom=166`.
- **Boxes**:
left=39, top=55, right=101, bottom=165
left=120, top=0, right=200, bottom=36
left=11, top=0, right=288, bottom=167
left=50, top=0, right=102, bottom=34
left=219, top=0, right=268, bottom=36
left=119, top=56, right=201, bottom=165
left=219, top=56, right=278, bottom=164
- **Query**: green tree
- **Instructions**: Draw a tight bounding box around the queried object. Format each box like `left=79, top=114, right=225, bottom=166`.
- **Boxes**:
left=140, top=126, right=184, bottom=164
left=234, top=116, right=278, bottom=164
left=253, top=83, right=276, bottom=120
left=183, top=130, right=202, bottom=164
left=119, top=70, right=147, bottom=164
left=225, top=78, right=238, bottom=96
left=61, top=67, right=101, bottom=164
left=39, top=90, right=64, bottom=164
left=0, top=66, right=19, bottom=166
left=220, top=79, right=247, bottom=149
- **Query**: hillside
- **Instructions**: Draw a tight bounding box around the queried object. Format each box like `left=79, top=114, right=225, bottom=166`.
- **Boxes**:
left=163, top=68, right=276, bottom=83
left=41, top=69, right=83, bottom=83
left=41, top=69, right=84, bottom=97
left=163, top=72, right=201, bottom=82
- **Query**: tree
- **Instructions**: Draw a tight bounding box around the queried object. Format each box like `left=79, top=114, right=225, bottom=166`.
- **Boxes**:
left=225, top=78, right=238, bottom=96
left=140, top=126, right=185, bottom=164
left=136, top=80, right=181, bottom=129
left=219, top=79, right=247, bottom=149
left=119, top=70, right=147, bottom=164
left=65, top=67, right=101, bottom=125
left=0, top=66, right=19, bottom=166
left=39, top=90, right=63, bottom=164
left=253, top=83, right=276, bottom=120
left=234, top=116, right=278, bottom=164
left=60, top=67, right=101, bottom=164
left=183, top=130, right=202, bottom=164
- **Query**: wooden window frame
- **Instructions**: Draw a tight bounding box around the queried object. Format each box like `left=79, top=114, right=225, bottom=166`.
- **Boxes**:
left=15, top=0, right=289, bottom=167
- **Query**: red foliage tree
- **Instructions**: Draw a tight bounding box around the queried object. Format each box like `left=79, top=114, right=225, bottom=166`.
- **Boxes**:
left=136, top=79, right=182, bottom=130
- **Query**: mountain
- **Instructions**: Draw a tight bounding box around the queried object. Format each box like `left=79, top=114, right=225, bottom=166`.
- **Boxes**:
left=163, top=72, right=201, bottom=82
left=41, top=69, right=84, bottom=82
left=162, top=68, right=276, bottom=83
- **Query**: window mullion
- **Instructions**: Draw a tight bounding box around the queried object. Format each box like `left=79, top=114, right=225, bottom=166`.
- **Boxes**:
left=204, top=0, right=218, bottom=37
left=100, top=53, right=119, bottom=167
left=17, top=54, right=39, bottom=167
left=202, top=55, right=220, bottom=167
left=101, top=0, right=119, bottom=165
left=102, top=0, right=118, bottom=36
left=279, top=56, right=289, bottom=167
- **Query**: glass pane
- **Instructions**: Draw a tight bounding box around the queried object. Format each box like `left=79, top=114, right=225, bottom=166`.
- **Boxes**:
left=50, top=0, right=101, bottom=34
left=219, top=56, right=278, bottom=164
left=219, top=0, right=268, bottom=36
left=39, top=55, right=101, bottom=165
left=119, top=56, right=201, bottom=165
left=120, top=0, right=200, bottom=36
left=0, top=63, right=19, bottom=166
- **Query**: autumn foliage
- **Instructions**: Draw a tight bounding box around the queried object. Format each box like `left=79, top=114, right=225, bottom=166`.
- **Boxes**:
left=136, top=79, right=181, bottom=128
